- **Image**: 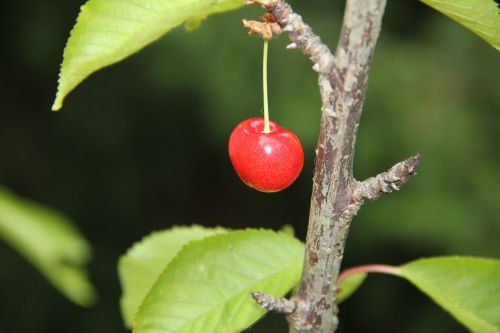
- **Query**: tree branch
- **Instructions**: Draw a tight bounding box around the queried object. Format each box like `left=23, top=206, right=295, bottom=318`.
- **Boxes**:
left=268, top=1, right=393, bottom=332
left=247, top=1, right=418, bottom=332
left=271, top=1, right=334, bottom=74
left=353, top=154, right=420, bottom=202
left=250, top=291, right=297, bottom=315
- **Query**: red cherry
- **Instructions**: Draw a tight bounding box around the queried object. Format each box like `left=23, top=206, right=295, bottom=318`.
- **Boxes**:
left=228, top=117, right=304, bottom=192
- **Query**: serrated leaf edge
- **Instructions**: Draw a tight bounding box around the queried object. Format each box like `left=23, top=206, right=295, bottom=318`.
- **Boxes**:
left=119, top=225, right=228, bottom=327
left=132, top=229, right=303, bottom=331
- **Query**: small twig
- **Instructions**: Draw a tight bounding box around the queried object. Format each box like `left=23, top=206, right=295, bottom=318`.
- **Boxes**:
left=337, top=264, right=400, bottom=286
left=250, top=291, right=297, bottom=315
left=353, top=154, right=420, bottom=202
left=271, top=1, right=335, bottom=73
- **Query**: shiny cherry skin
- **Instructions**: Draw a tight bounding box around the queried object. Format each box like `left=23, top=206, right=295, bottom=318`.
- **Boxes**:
left=228, top=117, right=304, bottom=192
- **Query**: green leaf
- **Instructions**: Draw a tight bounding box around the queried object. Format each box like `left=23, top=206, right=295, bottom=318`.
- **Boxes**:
left=280, top=224, right=295, bottom=237
left=421, top=0, right=500, bottom=50
left=0, top=186, right=96, bottom=306
left=337, top=272, right=367, bottom=303
left=52, top=0, right=245, bottom=111
left=399, top=257, right=500, bottom=333
left=185, top=0, right=246, bottom=31
left=133, top=229, right=304, bottom=333
left=119, top=225, right=227, bottom=328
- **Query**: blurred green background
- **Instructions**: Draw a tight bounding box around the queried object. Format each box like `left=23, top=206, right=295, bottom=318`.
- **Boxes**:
left=1, top=0, right=499, bottom=332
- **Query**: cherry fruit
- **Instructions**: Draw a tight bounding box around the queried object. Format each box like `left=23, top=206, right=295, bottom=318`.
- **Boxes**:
left=228, top=117, right=304, bottom=192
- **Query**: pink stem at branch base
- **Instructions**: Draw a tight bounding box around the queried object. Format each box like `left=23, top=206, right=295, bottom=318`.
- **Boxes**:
left=337, top=264, right=400, bottom=285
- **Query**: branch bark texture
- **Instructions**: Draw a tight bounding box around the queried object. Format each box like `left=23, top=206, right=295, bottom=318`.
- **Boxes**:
left=265, top=1, right=420, bottom=332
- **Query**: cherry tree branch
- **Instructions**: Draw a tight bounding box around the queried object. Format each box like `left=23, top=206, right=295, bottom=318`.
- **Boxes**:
left=353, top=154, right=420, bottom=202
left=250, top=291, right=297, bottom=315
left=248, top=0, right=420, bottom=332
left=271, top=2, right=334, bottom=74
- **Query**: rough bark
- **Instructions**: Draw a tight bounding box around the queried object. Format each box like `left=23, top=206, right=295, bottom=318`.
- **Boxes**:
left=250, top=1, right=420, bottom=332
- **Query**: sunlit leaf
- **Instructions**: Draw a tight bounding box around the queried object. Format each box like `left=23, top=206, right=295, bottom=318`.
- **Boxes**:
left=399, top=257, right=500, bottom=333
left=0, top=186, right=96, bottom=306
left=52, top=0, right=245, bottom=111
left=421, top=0, right=500, bottom=50
left=133, top=229, right=304, bottom=333
left=118, top=225, right=227, bottom=328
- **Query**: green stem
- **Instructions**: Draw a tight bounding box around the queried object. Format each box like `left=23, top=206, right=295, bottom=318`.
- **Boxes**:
left=262, top=39, right=271, bottom=133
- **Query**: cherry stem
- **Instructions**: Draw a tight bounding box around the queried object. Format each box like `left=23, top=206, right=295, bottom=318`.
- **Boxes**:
left=262, top=39, right=271, bottom=134
left=337, top=264, right=400, bottom=285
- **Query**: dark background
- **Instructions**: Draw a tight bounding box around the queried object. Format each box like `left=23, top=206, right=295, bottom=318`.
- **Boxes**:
left=1, top=1, right=499, bottom=332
